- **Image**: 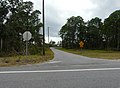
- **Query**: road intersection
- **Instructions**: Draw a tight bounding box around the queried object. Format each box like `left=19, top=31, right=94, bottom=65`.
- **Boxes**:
left=0, top=48, right=120, bottom=88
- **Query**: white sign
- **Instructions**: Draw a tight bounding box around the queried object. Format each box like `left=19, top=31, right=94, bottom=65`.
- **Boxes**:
left=23, top=31, right=32, bottom=41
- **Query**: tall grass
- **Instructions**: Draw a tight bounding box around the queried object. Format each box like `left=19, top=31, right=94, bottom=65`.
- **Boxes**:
left=0, top=48, right=54, bottom=67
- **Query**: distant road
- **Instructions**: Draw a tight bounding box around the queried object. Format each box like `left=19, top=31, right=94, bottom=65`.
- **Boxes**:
left=0, top=48, right=120, bottom=88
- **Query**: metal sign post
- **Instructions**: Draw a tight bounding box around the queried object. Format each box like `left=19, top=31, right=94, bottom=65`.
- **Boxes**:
left=26, top=40, right=28, bottom=56
left=0, top=38, right=3, bottom=52
left=23, top=31, right=32, bottom=56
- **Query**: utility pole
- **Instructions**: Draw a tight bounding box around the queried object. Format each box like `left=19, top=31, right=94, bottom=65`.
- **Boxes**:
left=48, top=27, right=49, bottom=44
left=42, top=0, right=45, bottom=55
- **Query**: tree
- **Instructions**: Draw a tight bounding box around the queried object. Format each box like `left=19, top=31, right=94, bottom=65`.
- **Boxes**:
left=0, top=0, right=9, bottom=51
left=86, top=17, right=103, bottom=49
left=104, top=10, right=120, bottom=50
left=59, top=16, right=85, bottom=48
left=49, top=40, right=56, bottom=47
left=0, top=0, right=42, bottom=56
left=59, top=10, right=120, bottom=50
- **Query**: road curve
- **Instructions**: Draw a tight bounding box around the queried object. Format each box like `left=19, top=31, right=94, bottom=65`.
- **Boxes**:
left=0, top=48, right=120, bottom=88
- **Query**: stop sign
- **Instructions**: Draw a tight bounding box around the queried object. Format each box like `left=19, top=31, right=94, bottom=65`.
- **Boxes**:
left=23, top=31, right=32, bottom=41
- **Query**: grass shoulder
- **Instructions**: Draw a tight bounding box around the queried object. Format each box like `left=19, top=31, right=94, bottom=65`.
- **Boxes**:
left=0, top=48, right=54, bottom=67
left=56, top=47, right=120, bottom=60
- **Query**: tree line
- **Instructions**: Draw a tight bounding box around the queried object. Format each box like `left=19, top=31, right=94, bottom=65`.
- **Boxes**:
left=0, top=0, right=43, bottom=56
left=59, top=10, right=120, bottom=50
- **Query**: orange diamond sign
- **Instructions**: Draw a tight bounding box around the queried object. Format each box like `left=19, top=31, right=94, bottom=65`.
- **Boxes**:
left=79, top=41, right=84, bottom=48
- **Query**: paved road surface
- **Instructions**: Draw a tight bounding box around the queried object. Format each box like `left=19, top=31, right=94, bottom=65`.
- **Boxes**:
left=0, top=48, right=120, bottom=88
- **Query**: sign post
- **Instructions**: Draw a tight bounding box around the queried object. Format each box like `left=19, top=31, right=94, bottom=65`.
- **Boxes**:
left=79, top=41, right=84, bottom=50
left=23, top=31, right=32, bottom=55
left=0, top=38, right=3, bottom=52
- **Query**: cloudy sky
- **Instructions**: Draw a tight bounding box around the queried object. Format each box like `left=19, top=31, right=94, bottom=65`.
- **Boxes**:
left=24, top=0, right=120, bottom=43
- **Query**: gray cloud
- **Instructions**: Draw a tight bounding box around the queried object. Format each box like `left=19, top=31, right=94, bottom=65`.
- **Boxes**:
left=25, top=0, right=120, bottom=42
left=45, top=5, right=62, bottom=37
left=90, top=0, right=120, bottom=20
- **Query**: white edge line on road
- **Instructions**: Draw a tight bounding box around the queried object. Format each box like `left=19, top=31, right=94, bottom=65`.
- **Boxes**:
left=0, top=68, right=120, bottom=74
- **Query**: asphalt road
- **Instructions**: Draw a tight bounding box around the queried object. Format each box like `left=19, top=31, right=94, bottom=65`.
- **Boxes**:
left=0, top=48, right=120, bottom=88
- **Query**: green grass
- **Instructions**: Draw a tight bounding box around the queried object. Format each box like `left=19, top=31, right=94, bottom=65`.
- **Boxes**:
left=0, top=48, right=54, bottom=67
left=57, top=47, right=120, bottom=60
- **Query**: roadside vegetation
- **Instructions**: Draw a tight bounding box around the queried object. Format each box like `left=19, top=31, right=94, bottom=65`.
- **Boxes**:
left=0, top=0, right=43, bottom=56
left=58, top=9, right=120, bottom=60
left=57, top=48, right=120, bottom=60
left=0, top=0, right=55, bottom=67
left=0, top=48, right=54, bottom=67
left=59, top=10, right=120, bottom=51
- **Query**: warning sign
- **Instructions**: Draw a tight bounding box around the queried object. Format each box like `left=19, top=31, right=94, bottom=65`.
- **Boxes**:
left=79, top=41, right=84, bottom=48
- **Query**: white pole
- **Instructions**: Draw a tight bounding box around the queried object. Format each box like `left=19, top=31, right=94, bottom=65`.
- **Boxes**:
left=48, top=27, right=49, bottom=44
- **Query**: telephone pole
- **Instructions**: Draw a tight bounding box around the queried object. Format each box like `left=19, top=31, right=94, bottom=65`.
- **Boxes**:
left=48, top=27, right=49, bottom=44
left=42, top=0, right=45, bottom=55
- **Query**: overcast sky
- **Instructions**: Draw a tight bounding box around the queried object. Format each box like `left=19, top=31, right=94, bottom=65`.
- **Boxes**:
left=24, top=0, right=120, bottom=43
